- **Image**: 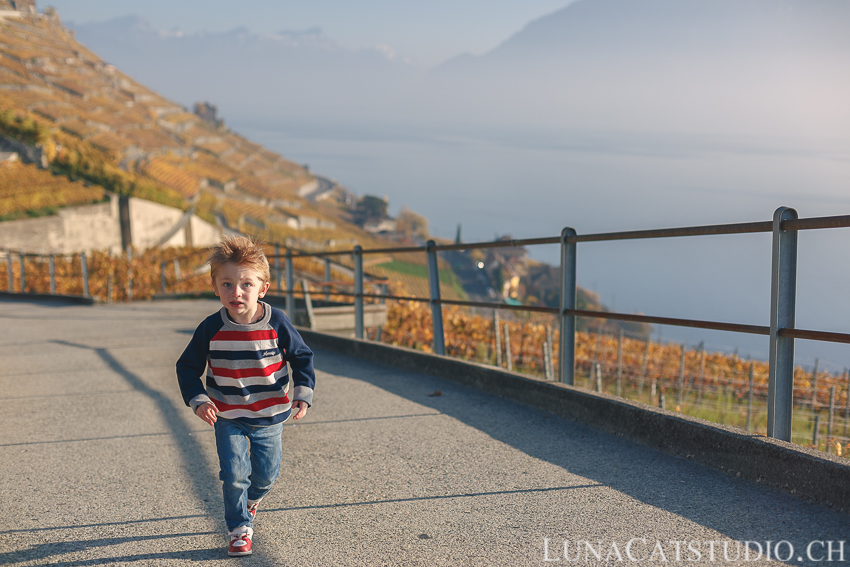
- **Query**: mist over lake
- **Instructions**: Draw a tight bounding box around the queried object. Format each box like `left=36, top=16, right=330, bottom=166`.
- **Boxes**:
left=241, top=119, right=850, bottom=371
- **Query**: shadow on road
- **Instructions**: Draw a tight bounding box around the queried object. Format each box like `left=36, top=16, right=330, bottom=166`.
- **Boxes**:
left=2, top=340, right=250, bottom=564
left=0, top=532, right=220, bottom=566
left=316, top=349, right=848, bottom=556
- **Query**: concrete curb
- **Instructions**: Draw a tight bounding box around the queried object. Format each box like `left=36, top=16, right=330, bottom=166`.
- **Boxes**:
left=299, top=328, right=850, bottom=513
left=0, top=291, right=95, bottom=305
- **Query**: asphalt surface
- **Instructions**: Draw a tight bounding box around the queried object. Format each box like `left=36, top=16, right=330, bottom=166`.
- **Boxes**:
left=0, top=298, right=847, bottom=566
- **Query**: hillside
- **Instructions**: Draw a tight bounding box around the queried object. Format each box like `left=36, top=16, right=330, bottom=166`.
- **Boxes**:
left=0, top=160, right=105, bottom=220
left=0, top=4, right=383, bottom=252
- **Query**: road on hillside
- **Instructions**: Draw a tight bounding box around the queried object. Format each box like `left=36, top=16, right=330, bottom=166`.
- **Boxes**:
left=1, top=298, right=847, bottom=566
left=301, top=176, right=336, bottom=203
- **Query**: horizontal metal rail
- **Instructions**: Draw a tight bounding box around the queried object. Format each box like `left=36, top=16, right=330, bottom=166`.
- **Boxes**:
left=438, top=298, right=559, bottom=314
left=567, top=220, right=773, bottom=243
left=779, top=328, right=850, bottom=344
left=783, top=215, right=850, bottom=231
left=566, top=308, right=770, bottom=336
left=434, top=236, right=561, bottom=252
left=361, top=292, right=429, bottom=304
left=268, top=213, right=850, bottom=259
left=3, top=249, right=84, bottom=259
left=329, top=292, right=773, bottom=335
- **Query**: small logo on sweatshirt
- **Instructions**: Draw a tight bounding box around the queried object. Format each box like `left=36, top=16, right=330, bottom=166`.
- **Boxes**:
left=262, top=350, right=276, bottom=357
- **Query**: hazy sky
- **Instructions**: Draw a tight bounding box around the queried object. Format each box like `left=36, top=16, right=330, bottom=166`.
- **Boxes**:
left=46, top=0, right=577, bottom=66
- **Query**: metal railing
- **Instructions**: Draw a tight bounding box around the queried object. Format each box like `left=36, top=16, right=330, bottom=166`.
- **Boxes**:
left=4, top=207, right=848, bottom=442
left=269, top=206, right=850, bottom=443
left=3, top=247, right=91, bottom=297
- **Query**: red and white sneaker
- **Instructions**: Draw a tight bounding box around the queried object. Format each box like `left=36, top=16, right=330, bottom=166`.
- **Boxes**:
left=228, top=533, right=253, bottom=556
left=248, top=501, right=260, bottom=520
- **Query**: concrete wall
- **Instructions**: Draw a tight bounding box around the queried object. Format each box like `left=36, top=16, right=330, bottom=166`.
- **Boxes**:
left=0, top=210, right=65, bottom=253
left=0, top=198, right=119, bottom=253
left=190, top=215, right=220, bottom=248
left=0, top=194, right=220, bottom=253
left=61, top=196, right=123, bottom=252
left=298, top=329, right=850, bottom=513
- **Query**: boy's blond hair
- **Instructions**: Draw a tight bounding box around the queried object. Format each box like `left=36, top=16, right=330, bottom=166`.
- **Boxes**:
left=209, top=236, right=271, bottom=283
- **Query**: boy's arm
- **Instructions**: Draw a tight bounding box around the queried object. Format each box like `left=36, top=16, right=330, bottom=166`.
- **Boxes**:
left=274, top=311, right=315, bottom=407
left=176, top=320, right=214, bottom=409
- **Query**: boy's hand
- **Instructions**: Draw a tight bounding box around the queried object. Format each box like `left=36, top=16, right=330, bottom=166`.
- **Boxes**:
left=195, top=401, right=218, bottom=426
left=292, top=400, right=308, bottom=420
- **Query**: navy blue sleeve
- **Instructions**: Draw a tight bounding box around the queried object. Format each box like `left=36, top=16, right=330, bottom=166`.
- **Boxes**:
left=175, top=314, right=222, bottom=407
left=270, top=308, right=316, bottom=406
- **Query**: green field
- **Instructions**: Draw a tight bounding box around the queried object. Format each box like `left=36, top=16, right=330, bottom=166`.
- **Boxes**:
left=373, top=260, right=467, bottom=300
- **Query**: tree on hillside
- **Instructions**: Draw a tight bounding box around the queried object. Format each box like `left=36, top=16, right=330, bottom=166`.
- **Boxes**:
left=352, top=194, right=388, bottom=226
left=396, top=206, right=429, bottom=240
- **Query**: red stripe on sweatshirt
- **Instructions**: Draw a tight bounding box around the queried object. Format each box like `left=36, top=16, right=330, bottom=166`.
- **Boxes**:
left=212, top=330, right=278, bottom=342
left=214, top=395, right=291, bottom=413
left=210, top=361, right=284, bottom=379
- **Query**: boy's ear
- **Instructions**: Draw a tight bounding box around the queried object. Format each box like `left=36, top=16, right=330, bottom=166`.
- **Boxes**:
left=259, top=280, right=270, bottom=297
left=211, top=277, right=220, bottom=297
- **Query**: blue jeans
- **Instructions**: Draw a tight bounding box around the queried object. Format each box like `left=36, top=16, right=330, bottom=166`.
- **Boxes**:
left=214, top=418, right=284, bottom=533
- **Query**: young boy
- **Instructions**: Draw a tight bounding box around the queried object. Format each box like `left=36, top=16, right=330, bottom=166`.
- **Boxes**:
left=176, top=236, right=315, bottom=557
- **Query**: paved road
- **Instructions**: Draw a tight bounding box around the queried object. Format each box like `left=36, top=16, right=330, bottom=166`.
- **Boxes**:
left=1, top=298, right=847, bottom=566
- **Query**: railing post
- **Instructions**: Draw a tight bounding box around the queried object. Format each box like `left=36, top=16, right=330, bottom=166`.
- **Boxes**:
left=504, top=322, right=512, bottom=371
left=616, top=329, right=624, bottom=397
left=160, top=261, right=167, bottom=293
left=559, top=227, right=577, bottom=384
left=376, top=282, right=387, bottom=342
left=5, top=248, right=12, bottom=292
left=126, top=246, right=133, bottom=302
left=285, top=249, right=294, bottom=322
left=275, top=244, right=282, bottom=293
left=81, top=252, right=89, bottom=297
left=354, top=245, right=364, bottom=339
left=324, top=257, right=331, bottom=301
left=678, top=344, right=686, bottom=409
left=49, top=254, right=56, bottom=294
left=494, top=310, right=502, bottom=367
left=19, top=249, right=25, bottom=292
left=766, top=206, right=798, bottom=441
left=426, top=240, right=445, bottom=355
left=747, top=362, right=755, bottom=432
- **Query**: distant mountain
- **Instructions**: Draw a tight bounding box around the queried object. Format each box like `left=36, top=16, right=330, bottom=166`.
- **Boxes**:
left=429, top=0, right=850, bottom=137
left=442, top=0, right=850, bottom=66
left=68, top=16, right=422, bottom=126
left=65, top=0, right=850, bottom=140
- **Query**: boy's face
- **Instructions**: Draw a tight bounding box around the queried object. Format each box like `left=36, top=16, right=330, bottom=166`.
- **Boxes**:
left=212, top=261, right=270, bottom=324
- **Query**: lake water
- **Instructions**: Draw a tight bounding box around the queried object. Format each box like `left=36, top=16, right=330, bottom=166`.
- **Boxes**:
left=241, top=120, right=850, bottom=371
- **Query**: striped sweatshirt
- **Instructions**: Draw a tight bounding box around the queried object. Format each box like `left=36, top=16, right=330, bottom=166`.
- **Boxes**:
left=176, top=302, right=315, bottom=426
